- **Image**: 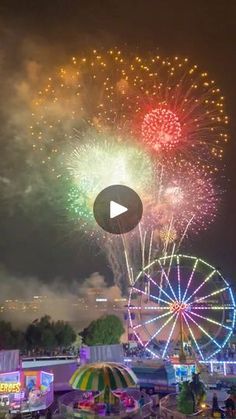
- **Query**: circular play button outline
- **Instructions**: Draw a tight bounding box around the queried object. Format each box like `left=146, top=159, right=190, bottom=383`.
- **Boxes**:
left=93, top=185, right=143, bottom=234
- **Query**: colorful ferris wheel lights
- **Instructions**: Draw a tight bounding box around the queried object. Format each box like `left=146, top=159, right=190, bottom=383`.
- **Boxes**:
left=128, top=254, right=235, bottom=360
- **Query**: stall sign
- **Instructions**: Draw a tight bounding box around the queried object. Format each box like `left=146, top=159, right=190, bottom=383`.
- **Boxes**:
left=0, top=382, right=21, bottom=393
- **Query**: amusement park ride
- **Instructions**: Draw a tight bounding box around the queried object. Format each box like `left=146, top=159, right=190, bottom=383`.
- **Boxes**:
left=127, top=254, right=236, bottom=380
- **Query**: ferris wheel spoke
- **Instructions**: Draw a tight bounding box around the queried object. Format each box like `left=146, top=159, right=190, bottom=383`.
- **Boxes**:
left=145, top=273, right=176, bottom=303
left=133, top=310, right=173, bottom=330
left=162, top=312, right=179, bottom=358
left=158, top=260, right=178, bottom=301
left=133, top=329, right=147, bottom=349
left=177, top=255, right=181, bottom=302
left=144, top=312, right=176, bottom=348
left=190, top=305, right=235, bottom=310
left=132, top=287, right=172, bottom=305
left=206, top=348, right=222, bottom=361
left=184, top=269, right=217, bottom=304
left=191, top=286, right=229, bottom=305
left=182, top=258, right=198, bottom=303
left=206, top=331, right=234, bottom=361
left=184, top=311, right=221, bottom=349
left=189, top=310, right=232, bottom=331
left=182, top=312, right=204, bottom=360
left=129, top=305, right=171, bottom=311
left=158, top=252, right=175, bottom=303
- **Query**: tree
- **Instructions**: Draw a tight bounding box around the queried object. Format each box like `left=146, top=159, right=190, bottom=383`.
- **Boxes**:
left=177, top=381, right=195, bottom=414
left=25, top=322, right=42, bottom=350
left=25, top=315, right=76, bottom=352
left=81, top=315, right=125, bottom=346
left=0, top=320, right=15, bottom=349
left=0, top=321, right=26, bottom=350
left=54, top=320, right=76, bottom=349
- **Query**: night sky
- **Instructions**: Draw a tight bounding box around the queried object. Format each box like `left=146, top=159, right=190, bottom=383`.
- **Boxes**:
left=0, top=0, right=236, bottom=299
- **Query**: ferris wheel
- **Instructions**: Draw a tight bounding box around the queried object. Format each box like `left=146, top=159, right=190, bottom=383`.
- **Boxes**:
left=128, top=254, right=236, bottom=361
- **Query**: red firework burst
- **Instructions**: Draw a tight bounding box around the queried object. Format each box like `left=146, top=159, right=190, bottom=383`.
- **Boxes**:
left=141, top=107, right=182, bottom=151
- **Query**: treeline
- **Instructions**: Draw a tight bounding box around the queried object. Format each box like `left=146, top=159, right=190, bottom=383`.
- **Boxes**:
left=0, top=315, right=76, bottom=352
left=0, top=314, right=125, bottom=352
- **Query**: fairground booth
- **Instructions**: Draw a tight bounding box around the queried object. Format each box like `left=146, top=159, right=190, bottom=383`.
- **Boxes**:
left=0, top=350, right=54, bottom=414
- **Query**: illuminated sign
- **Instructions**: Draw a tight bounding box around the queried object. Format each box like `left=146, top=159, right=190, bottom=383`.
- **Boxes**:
left=0, top=383, right=21, bottom=393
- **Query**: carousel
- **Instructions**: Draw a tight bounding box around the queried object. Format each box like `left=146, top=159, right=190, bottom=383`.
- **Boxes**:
left=59, top=362, right=151, bottom=418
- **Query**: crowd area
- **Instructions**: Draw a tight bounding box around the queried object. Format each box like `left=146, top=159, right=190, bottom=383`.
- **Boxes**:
left=215, top=344, right=236, bottom=361
left=123, top=341, right=236, bottom=363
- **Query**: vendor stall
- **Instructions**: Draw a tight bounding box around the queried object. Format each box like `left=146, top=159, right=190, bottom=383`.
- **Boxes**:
left=0, top=369, right=54, bottom=414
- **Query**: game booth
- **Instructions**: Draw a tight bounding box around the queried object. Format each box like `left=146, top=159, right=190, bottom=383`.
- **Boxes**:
left=170, top=355, right=196, bottom=382
left=0, top=350, right=54, bottom=414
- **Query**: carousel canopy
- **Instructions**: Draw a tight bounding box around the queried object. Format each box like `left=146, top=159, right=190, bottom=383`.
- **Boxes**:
left=69, top=362, right=138, bottom=391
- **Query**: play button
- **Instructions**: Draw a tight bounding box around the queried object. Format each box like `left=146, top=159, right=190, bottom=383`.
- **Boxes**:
left=93, top=185, right=143, bottom=234
left=110, top=201, right=128, bottom=219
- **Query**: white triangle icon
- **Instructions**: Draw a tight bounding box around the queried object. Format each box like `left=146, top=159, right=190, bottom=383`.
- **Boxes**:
left=110, top=201, right=128, bottom=219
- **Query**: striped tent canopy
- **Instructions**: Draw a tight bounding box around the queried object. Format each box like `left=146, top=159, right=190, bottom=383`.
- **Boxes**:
left=94, top=386, right=120, bottom=405
left=69, top=362, right=138, bottom=391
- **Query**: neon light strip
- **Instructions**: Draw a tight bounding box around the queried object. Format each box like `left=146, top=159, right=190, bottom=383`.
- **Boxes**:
left=144, top=312, right=176, bottom=348
left=229, top=288, right=236, bottom=329
left=0, top=371, right=19, bottom=377
left=182, top=258, right=198, bottom=302
left=128, top=291, right=134, bottom=330
left=132, top=287, right=171, bottom=305
left=182, top=312, right=204, bottom=360
left=200, top=361, right=236, bottom=365
left=177, top=255, right=181, bottom=302
left=128, top=306, right=171, bottom=310
left=197, top=258, right=215, bottom=270
left=206, top=347, right=222, bottom=361
left=185, top=311, right=221, bottom=348
left=133, top=329, right=146, bottom=348
left=223, top=362, right=227, bottom=375
left=145, top=273, right=175, bottom=303
left=157, top=259, right=178, bottom=301
left=134, top=310, right=173, bottom=330
left=185, top=269, right=216, bottom=303
left=145, top=347, right=159, bottom=359
left=190, top=305, right=234, bottom=310
left=221, top=330, right=233, bottom=349
left=189, top=310, right=232, bottom=330
left=191, top=286, right=229, bottom=304
left=162, top=312, right=179, bottom=358
left=229, top=287, right=236, bottom=305
left=158, top=237, right=175, bottom=303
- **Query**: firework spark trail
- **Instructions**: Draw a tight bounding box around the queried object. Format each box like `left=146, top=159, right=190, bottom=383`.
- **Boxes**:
left=177, top=214, right=195, bottom=250
left=147, top=230, right=154, bottom=274
left=121, top=233, right=134, bottom=286
left=158, top=217, right=174, bottom=302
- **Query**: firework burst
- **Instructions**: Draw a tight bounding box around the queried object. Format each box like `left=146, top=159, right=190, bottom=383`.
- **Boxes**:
left=66, top=134, right=156, bottom=238
left=30, top=49, right=228, bottom=171
left=27, top=49, right=225, bottom=290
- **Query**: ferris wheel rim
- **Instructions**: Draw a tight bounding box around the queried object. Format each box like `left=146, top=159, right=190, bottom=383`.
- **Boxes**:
left=128, top=253, right=236, bottom=361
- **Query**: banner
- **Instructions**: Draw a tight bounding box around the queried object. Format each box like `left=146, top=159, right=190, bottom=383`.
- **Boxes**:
left=89, top=344, right=124, bottom=363
left=0, top=350, right=20, bottom=373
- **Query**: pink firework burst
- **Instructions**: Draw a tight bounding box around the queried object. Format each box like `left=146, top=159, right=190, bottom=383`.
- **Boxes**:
left=141, top=107, right=182, bottom=150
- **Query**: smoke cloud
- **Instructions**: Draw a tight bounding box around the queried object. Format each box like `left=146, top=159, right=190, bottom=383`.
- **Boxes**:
left=0, top=267, right=123, bottom=331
